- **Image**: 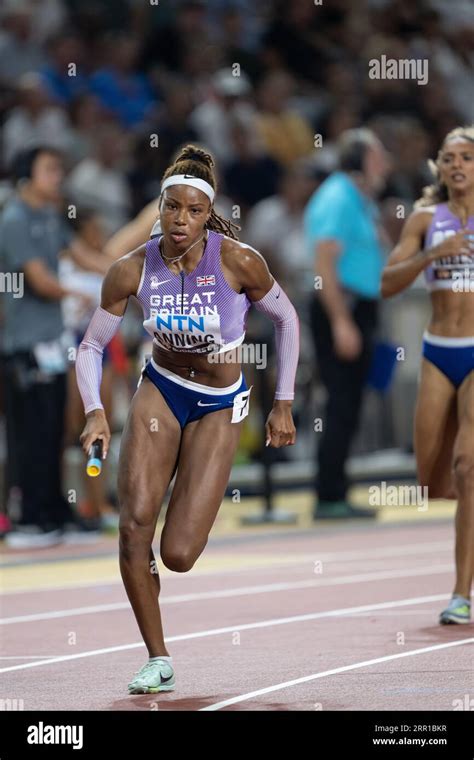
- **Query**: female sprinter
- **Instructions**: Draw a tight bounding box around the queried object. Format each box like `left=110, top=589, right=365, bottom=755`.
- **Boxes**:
left=381, top=126, right=474, bottom=625
left=76, top=145, right=299, bottom=693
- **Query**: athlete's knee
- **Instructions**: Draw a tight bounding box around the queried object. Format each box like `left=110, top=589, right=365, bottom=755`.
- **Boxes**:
left=453, top=453, right=474, bottom=491
left=161, top=543, right=198, bottom=573
left=119, top=514, right=154, bottom=558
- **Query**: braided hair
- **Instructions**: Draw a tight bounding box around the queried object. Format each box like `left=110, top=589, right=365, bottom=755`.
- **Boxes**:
left=415, top=125, right=474, bottom=208
left=161, top=144, right=240, bottom=240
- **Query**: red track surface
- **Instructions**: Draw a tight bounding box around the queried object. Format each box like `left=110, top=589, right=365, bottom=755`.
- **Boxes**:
left=1, top=520, right=473, bottom=711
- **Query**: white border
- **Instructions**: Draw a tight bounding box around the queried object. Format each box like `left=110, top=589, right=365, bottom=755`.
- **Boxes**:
left=423, top=331, right=474, bottom=348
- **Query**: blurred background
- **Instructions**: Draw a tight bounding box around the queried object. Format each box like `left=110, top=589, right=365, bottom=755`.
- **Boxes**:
left=0, top=0, right=473, bottom=536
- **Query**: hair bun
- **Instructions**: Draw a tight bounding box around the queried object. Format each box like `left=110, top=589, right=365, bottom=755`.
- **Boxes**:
left=176, top=144, right=215, bottom=169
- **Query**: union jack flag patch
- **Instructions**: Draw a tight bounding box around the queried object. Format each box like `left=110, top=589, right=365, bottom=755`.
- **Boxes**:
left=196, top=275, right=215, bottom=286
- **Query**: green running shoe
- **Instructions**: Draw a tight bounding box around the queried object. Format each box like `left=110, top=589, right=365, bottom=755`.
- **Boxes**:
left=439, top=595, right=471, bottom=625
left=128, top=659, right=175, bottom=694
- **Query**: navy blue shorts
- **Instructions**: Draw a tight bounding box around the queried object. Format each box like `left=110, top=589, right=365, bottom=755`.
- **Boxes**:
left=422, top=332, right=474, bottom=388
left=139, top=358, right=251, bottom=429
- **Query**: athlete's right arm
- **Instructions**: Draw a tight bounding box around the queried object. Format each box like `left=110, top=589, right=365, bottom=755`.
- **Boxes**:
left=381, top=211, right=432, bottom=298
left=77, top=249, right=144, bottom=457
left=381, top=210, right=473, bottom=298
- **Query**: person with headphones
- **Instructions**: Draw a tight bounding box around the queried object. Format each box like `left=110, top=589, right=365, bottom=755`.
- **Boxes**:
left=304, top=128, right=391, bottom=520
left=0, top=146, right=106, bottom=547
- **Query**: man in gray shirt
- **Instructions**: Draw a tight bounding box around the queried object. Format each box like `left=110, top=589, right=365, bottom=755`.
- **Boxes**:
left=0, top=145, right=96, bottom=547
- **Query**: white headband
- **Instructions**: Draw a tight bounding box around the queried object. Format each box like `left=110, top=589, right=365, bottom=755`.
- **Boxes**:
left=161, top=174, right=215, bottom=203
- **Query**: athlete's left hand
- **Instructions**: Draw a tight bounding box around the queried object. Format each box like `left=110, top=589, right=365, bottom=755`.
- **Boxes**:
left=265, top=402, right=296, bottom=447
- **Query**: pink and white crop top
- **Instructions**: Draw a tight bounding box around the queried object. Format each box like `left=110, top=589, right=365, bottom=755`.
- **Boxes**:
left=136, top=231, right=252, bottom=354
left=424, top=203, right=474, bottom=292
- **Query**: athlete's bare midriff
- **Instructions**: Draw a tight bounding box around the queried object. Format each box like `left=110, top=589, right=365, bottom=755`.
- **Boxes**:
left=151, top=343, right=242, bottom=386
left=428, top=290, right=474, bottom=337
left=417, top=212, right=474, bottom=337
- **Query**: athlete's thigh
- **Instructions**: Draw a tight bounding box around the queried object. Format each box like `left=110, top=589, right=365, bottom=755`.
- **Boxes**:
left=118, top=375, right=182, bottom=527
left=414, top=358, right=457, bottom=483
left=162, top=407, right=243, bottom=549
left=453, top=370, right=474, bottom=468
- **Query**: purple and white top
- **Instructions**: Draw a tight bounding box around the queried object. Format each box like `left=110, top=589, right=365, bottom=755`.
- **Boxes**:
left=137, top=230, right=252, bottom=354
left=76, top=230, right=299, bottom=413
left=424, top=203, right=474, bottom=292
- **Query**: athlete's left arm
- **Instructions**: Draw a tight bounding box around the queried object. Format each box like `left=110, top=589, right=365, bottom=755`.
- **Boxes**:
left=227, top=242, right=299, bottom=448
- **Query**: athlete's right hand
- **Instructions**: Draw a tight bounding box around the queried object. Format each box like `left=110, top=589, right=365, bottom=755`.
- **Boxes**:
left=425, top=229, right=474, bottom=264
left=332, top=316, right=362, bottom=361
left=80, top=410, right=111, bottom=459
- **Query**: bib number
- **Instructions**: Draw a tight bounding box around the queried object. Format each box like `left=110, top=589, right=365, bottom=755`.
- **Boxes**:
left=231, top=386, right=252, bottom=423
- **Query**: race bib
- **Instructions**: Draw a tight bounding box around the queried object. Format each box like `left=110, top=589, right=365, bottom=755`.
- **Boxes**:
left=147, top=312, right=222, bottom=354
left=231, top=386, right=253, bottom=423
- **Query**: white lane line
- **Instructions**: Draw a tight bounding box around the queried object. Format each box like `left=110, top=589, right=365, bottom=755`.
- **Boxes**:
left=0, top=655, right=69, bottom=659
left=0, top=564, right=453, bottom=626
left=200, top=638, right=474, bottom=711
left=0, top=540, right=451, bottom=596
left=0, top=593, right=451, bottom=674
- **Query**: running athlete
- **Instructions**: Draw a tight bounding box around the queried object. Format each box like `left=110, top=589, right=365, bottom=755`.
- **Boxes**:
left=381, top=126, right=474, bottom=625
left=76, top=145, right=299, bottom=693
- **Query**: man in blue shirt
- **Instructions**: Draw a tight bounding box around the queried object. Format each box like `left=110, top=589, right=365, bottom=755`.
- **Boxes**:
left=304, top=128, right=390, bottom=519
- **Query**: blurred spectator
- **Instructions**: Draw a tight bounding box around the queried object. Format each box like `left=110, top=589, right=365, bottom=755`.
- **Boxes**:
left=64, top=94, right=105, bottom=166
left=189, top=67, right=256, bottom=164
left=0, top=2, right=45, bottom=87
left=128, top=78, right=198, bottom=212
left=255, top=70, right=315, bottom=166
left=40, top=31, right=89, bottom=106
left=206, top=0, right=264, bottom=54
left=2, top=72, right=71, bottom=169
left=245, top=160, right=324, bottom=301
left=314, top=103, right=361, bottom=169
left=59, top=209, right=119, bottom=528
left=323, top=60, right=362, bottom=114
left=426, top=24, right=474, bottom=124
left=260, top=0, right=329, bottom=85
left=304, top=128, right=390, bottom=520
left=66, top=124, right=132, bottom=234
left=64, top=0, right=135, bottom=37
left=28, top=0, right=68, bottom=45
left=362, top=35, right=424, bottom=119
left=0, top=146, right=98, bottom=547
left=208, top=4, right=263, bottom=83
left=90, top=33, right=156, bottom=129
left=384, top=118, right=432, bottom=202
left=223, top=116, right=281, bottom=215
left=140, top=0, right=209, bottom=76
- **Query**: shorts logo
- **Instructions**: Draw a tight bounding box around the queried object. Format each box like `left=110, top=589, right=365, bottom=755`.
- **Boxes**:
left=197, top=275, right=215, bottom=287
